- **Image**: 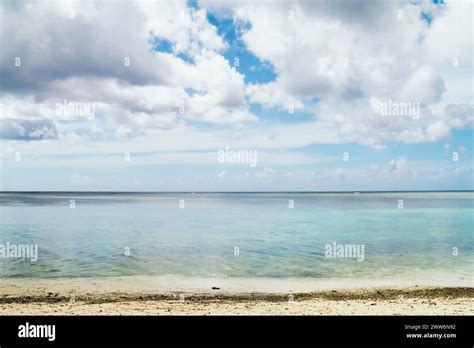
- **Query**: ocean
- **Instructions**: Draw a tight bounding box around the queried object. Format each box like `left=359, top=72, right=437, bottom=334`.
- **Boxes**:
left=0, top=192, right=473, bottom=285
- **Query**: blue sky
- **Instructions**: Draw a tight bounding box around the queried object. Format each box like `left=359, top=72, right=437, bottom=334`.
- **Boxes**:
left=0, top=0, right=472, bottom=191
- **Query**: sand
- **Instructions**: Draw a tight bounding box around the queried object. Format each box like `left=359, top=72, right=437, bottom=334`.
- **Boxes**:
left=0, top=295, right=472, bottom=315
left=0, top=276, right=472, bottom=315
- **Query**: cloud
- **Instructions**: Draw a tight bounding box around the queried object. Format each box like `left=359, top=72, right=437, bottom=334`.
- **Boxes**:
left=443, top=103, right=474, bottom=129
left=204, top=0, right=472, bottom=146
left=388, top=157, right=408, bottom=173
left=139, top=0, right=226, bottom=57
left=399, top=66, right=446, bottom=104
left=256, top=167, right=277, bottom=177
left=0, top=119, right=58, bottom=140
left=0, top=0, right=472, bottom=192
left=0, top=0, right=256, bottom=145
left=1, top=0, right=472, bottom=149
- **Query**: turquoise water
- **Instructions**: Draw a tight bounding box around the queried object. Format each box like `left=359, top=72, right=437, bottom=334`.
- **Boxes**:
left=0, top=192, right=472, bottom=280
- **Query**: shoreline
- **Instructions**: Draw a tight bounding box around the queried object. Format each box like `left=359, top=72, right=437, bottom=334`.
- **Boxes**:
left=1, top=272, right=472, bottom=290
left=1, top=286, right=472, bottom=303
left=0, top=276, right=472, bottom=315
left=0, top=287, right=472, bottom=315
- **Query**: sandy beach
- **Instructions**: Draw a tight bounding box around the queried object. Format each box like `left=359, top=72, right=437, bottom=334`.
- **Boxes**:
left=0, top=276, right=472, bottom=315
left=0, top=290, right=472, bottom=315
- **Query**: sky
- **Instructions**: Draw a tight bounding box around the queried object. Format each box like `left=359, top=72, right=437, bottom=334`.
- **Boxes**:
left=0, top=0, right=472, bottom=191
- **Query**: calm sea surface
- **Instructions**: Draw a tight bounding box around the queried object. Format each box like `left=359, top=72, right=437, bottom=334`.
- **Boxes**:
left=0, top=192, right=473, bottom=280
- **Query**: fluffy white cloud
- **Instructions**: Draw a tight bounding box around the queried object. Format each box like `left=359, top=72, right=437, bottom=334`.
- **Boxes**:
left=399, top=66, right=446, bottom=104
left=138, top=0, right=226, bottom=56
left=203, top=0, right=472, bottom=146
left=0, top=0, right=255, bottom=145
left=0, top=0, right=472, bottom=157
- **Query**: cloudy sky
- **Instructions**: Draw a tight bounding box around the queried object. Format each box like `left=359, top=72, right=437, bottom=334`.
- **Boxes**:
left=0, top=0, right=472, bottom=191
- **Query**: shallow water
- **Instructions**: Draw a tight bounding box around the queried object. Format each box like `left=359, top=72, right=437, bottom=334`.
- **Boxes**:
left=0, top=192, right=472, bottom=282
